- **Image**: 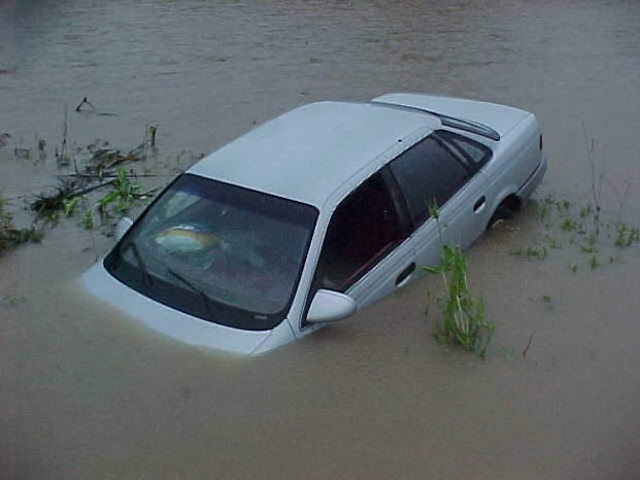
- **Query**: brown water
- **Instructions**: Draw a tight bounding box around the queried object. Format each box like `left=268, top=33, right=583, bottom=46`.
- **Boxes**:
left=2, top=1, right=640, bottom=478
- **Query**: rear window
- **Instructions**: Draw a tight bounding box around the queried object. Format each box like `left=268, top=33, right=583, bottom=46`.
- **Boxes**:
left=437, top=130, right=492, bottom=169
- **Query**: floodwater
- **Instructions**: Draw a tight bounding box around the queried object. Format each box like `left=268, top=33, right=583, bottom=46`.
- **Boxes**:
left=2, top=0, right=640, bottom=478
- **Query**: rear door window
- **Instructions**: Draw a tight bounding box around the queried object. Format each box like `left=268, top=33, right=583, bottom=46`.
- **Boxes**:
left=389, top=136, right=472, bottom=227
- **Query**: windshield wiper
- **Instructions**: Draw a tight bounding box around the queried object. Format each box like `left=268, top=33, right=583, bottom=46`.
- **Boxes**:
left=127, top=241, right=153, bottom=287
left=166, top=267, right=214, bottom=317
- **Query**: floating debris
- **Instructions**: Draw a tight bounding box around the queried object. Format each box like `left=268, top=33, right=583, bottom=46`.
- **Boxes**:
left=13, top=147, right=31, bottom=160
left=74, top=96, right=117, bottom=116
left=0, top=132, right=10, bottom=148
left=75, top=96, right=96, bottom=112
left=1, top=196, right=43, bottom=255
left=30, top=177, right=114, bottom=221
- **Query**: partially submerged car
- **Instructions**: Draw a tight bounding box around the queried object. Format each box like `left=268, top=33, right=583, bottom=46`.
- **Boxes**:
left=83, top=93, right=546, bottom=355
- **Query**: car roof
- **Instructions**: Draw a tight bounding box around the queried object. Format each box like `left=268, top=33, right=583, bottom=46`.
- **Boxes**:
left=188, top=101, right=440, bottom=208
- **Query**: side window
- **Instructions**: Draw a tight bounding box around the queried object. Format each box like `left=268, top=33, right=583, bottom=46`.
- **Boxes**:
left=316, top=173, right=403, bottom=292
left=437, top=130, right=492, bottom=169
left=389, top=136, right=471, bottom=226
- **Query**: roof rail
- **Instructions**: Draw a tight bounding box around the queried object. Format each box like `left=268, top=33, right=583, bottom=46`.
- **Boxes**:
left=370, top=100, right=501, bottom=141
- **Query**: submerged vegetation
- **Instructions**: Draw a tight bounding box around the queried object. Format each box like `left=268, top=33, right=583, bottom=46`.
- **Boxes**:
left=513, top=129, right=640, bottom=271
left=0, top=103, right=166, bottom=248
left=29, top=167, right=153, bottom=231
left=29, top=160, right=151, bottom=229
left=31, top=178, right=86, bottom=221
left=511, top=193, right=640, bottom=272
left=1, top=99, right=205, bottom=255
left=0, top=196, right=43, bottom=255
left=22, top=101, right=163, bottom=233
left=83, top=168, right=152, bottom=230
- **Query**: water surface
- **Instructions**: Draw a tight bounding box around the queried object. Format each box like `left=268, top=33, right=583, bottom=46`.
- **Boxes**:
left=2, top=1, right=640, bottom=478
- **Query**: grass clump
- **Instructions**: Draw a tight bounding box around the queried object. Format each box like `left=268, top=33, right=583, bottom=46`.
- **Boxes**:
left=82, top=169, right=146, bottom=230
left=29, top=168, right=146, bottom=231
left=31, top=178, right=82, bottom=223
left=511, top=243, right=548, bottom=260
left=95, top=169, right=141, bottom=216
left=425, top=245, right=493, bottom=357
left=515, top=192, right=640, bottom=271
left=614, top=223, right=640, bottom=247
left=424, top=205, right=493, bottom=357
left=81, top=209, right=94, bottom=230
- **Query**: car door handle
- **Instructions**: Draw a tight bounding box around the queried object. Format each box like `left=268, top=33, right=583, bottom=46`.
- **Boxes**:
left=395, top=262, right=416, bottom=287
left=473, top=196, right=486, bottom=214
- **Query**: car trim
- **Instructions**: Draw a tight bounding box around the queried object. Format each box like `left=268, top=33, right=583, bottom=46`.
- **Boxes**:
left=380, top=167, right=413, bottom=236
left=370, top=100, right=501, bottom=141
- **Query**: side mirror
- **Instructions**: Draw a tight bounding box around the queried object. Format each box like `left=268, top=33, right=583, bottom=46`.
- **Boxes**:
left=115, top=216, right=134, bottom=242
left=306, top=289, right=357, bottom=324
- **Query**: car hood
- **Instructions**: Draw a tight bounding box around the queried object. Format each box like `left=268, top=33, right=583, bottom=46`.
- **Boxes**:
left=80, top=261, right=293, bottom=356
left=372, top=93, right=530, bottom=137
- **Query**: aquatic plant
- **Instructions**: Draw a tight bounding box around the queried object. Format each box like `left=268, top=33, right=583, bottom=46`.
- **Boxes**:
left=514, top=192, right=639, bottom=271
left=31, top=178, right=82, bottom=223
left=425, top=245, right=493, bottom=357
left=95, top=169, right=141, bottom=216
left=614, top=222, right=640, bottom=247
left=81, top=208, right=94, bottom=230
left=424, top=205, right=493, bottom=357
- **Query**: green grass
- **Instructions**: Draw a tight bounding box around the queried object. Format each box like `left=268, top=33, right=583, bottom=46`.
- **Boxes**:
left=511, top=243, right=548, bottom=260
left=614, top=223, right=640, bottom=247
left=95, top=169, right=141, bottom=216
left=81, top=169, right=144, bottom=229
left=424, top=244, right=493, bottom=357
left=81, top=208, right=94, bottom=230
left=62, top=196, right=81, bottom=217
left=31, top=178, right=81, bottom=223
left=515, top=193, right=640, bottom=271
left=424, top=205, right=493, bottom=358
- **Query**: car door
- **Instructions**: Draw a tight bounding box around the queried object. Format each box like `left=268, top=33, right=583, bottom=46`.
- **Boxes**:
left=435, top=129, right=494, bottom=244
left=312, top=171, right=415, bottom=310
left=387, top=133, right=490, bottom=269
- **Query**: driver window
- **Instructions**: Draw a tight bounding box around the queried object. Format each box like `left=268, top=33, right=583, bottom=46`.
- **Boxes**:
left=315, top=173, right=403, bottom=292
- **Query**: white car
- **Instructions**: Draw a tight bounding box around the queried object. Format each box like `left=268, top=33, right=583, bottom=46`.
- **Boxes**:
left=83, top=93, right=546, bottom=355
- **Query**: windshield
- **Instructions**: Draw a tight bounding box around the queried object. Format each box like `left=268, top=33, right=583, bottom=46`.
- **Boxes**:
left=104, top=174, right=318, bottom=331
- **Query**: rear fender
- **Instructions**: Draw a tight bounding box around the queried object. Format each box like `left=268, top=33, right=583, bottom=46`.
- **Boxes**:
left=488, top=187, right=520, bottom=225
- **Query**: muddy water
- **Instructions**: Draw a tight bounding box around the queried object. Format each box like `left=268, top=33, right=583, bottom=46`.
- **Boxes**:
left=2, top=0, right=640, bottom=478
